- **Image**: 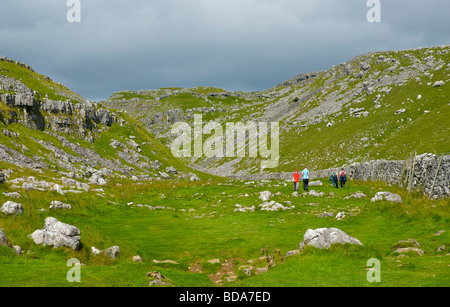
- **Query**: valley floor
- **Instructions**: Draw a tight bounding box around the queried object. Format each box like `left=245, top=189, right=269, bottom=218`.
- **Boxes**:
left=0, top=176, right=448, bottom=287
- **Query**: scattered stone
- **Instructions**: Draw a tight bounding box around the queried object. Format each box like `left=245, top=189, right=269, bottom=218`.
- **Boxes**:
left=1, top=201, right=24, bottom=215
left=395, top=108, right=406, bottom=114
left=30, top=217, right=81, bottom=250
left=189, top=174, right=200, bottom=181
left=148, top=271, right=172, bottom=287
left=318, top=212, right=334, bottom=218
left=50, top=201, right=72, bottom=210
left=394, top=239, right=421, bottom=248
left=89, top=171, right=107, bottom=185
left=0, top=230, right=8, bottom=246
left=344, top=192, right=366, bottom=199
left=394, top=247, right=424, bottom=256
left=309, top=190, right=325, bottom=197
left=166, top=166, right=177, bottom=174
left=371, top=191, right=402, bottom=203
left=434, top=230, right=445, bottom=236
left=335, top=212, right=346, bottom=220
left=234, top=204, right=255, bottom=212
left=159, top=172, right=171, bottom=179
left=433, top=80, right=445, bottom=87
left=260, top=201, right=294, bottom=211
left=208, top=259, right=221, bottom=264
left=133, top=255, right=143, bottom=262
left=259, top=191, right=273, bottom=201
left=300, top=228, right=363, bottom=250
left=255, top=267, right=269, bottom=274
left=91, top=246, right=102, bottom=256
left=51, top=184, right=65, bottom=195
left=104, top=246, right=121, bottom=260
left=13, top=245, right=22, bottom=255
left=2, top=192, right=21, bottom=198
left=284, top=249, right=300, bottom=258
left=437, top=245, right=445, bottom=252
left=309, top=181, right=323, bottom=186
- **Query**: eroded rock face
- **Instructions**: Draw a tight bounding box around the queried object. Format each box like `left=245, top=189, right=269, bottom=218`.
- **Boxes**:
left=30, top=217, right=81, bottom=250
left=300, top=228, right=363, bottom=250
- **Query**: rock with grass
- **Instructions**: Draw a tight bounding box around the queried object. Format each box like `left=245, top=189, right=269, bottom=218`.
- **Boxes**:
left=394, top=247, right=424, bottom=256
left=104, top=246, right=121, bottom=260
left=371, top=191, right=402, bottom=203
left=0, top=230, right=8, bottom=246
left=30, top=217, right=81, bottom=251
left=260, top=201, right=293, bottom=211
left=1, top=201, right=24, bottom=215
left=259, top=191, right=273, bottom=201
left=234, top=204, right=255, bottom=212
left=50, top=201, right=72, bottom=210
left=300, top=228, right=363, bottom=250
left=309, top=190, right=325, bottom=197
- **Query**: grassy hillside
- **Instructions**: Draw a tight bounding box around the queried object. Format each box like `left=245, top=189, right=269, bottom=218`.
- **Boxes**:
left=103, top=45, right=450, bottom=176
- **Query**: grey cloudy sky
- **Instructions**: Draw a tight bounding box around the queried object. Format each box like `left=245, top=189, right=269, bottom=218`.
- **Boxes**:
left=0, top=0, right=449, bottom=101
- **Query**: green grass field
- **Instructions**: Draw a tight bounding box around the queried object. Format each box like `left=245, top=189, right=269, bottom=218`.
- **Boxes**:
left=1, top=175, right=448, bottom=287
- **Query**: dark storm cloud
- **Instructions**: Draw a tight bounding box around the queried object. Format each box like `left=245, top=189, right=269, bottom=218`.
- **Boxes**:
left=0, top=0, right=449, bottom=101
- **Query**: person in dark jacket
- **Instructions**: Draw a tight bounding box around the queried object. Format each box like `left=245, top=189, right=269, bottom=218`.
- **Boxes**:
left=329, top=170, right=338, bottom=188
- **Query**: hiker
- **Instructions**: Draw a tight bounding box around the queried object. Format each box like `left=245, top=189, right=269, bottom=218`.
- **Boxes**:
left=293, top=170, right=300, bottom=192
left=339, top=168, right=347, bottom=188
left=302, top=167, right=310, bottom=191
left=329, top=170, right=338, bottom=188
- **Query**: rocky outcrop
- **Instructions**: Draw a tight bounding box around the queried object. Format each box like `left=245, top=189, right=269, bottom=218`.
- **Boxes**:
left=0, top=86, right=116, bottom=143
left=30, top=217, right=81, bottom=250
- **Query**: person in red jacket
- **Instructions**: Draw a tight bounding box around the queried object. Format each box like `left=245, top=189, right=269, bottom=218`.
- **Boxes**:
left=339, top=168, right=347, bottom=188
left=293, top=170, right=300, bottom=192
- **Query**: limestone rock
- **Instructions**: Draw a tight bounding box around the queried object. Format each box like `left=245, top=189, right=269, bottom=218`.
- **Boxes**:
left=394, top=247, right=424, bottom=256
left=259, top=191, right=273, bottom=201
left=1, top=201, right=24, bottom=215
left=30, top=217, right=81, bottom=250
left=50, top=201, right=72, bottom=210
left=300, top=228, right=363, bottom=250
left=234, top=204, right=255, bottom=212
left=371, top=191, right=402, bottom=203
left=0, top=172, right=6, bottom=183
left=104, top=246, right=121, bottom=260
left=260, top=201, right=294, bottom=211
left=133, top=255, right=143, bottom=263
left=0, top=230, right=8, bottom=246
left=166, top=166, right=177, bottom=174
left=309, top=190, right=325, bottom=197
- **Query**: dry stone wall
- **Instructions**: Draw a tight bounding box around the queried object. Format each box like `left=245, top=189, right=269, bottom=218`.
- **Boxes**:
left=231, top=153, right=450, bottom=199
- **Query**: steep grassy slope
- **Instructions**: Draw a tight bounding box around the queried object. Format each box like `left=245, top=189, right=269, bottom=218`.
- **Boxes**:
left=0, top=56, right=205, bottom=185
left=103, top=45, right=450, bottom=176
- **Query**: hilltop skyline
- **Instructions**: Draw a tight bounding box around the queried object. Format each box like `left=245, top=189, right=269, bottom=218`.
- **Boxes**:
left=1, top=0, right=449, bottom=101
